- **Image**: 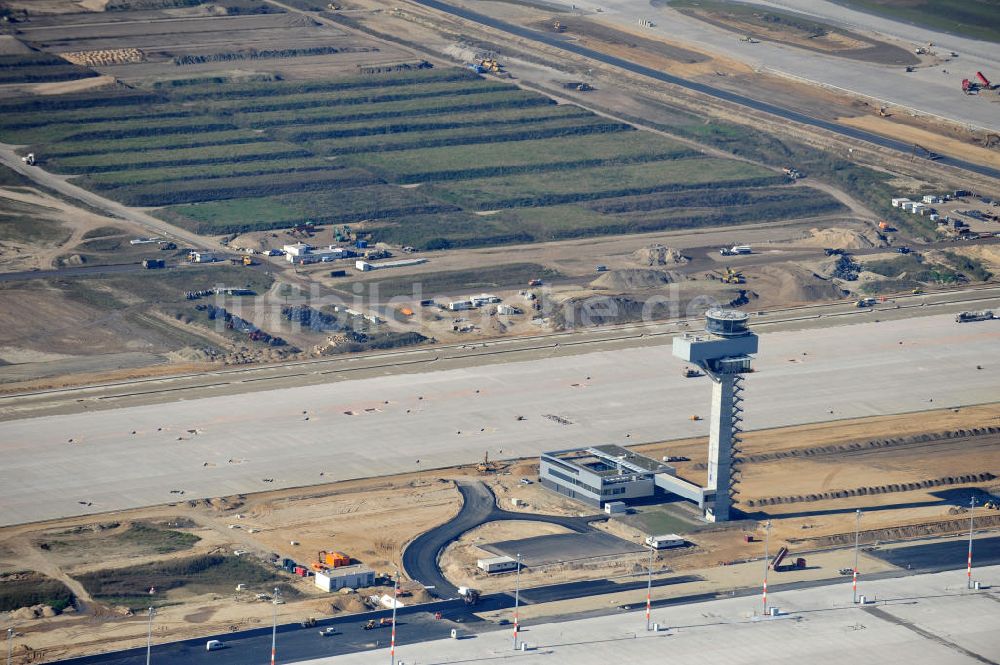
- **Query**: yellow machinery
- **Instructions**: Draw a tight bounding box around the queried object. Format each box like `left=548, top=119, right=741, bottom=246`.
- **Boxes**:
left=721, top=267, right=745, bottom=284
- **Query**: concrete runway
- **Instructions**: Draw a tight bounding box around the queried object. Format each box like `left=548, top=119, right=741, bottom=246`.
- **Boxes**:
left=552, top=0, right=1000, bottom=133
left=0, top=312, right=999, bottom=526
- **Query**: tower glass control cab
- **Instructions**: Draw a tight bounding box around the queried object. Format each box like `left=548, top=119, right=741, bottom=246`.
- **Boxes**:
left=673, top=309, right=758, bottom=522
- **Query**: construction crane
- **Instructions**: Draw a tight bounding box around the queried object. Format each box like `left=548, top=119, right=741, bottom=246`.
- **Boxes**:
left=476, top=451, right=497, bottom=474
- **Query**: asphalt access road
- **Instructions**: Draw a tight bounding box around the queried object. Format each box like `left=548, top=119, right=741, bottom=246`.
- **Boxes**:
left=54, top=536, right=991, bottom=664
left=869, top=535, right=1000, bottom=573
left=401, top=481, right=605, bottom=597
left=411, top=0, right=1000, bottom=181
left=54, top=602, right=479, bottom=665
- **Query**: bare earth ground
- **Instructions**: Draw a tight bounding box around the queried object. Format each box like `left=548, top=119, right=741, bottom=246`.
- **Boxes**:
left=3, top=401, right=995, bottom=659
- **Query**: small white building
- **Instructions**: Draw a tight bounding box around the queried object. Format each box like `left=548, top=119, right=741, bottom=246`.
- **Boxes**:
left=604, top=501, right=627, bottom=515
left=314, top=564, right=375, bottom=592
left=891, top=197, right=912, bottom=208
left=645, top=534, right=685, bottom=550
left=283, top=243, right=312, bottom=258
left=471, top=294, right=501, bottom=307
left=922, top=195, right=941, bottom=204
left=355, top=260, right=372, bottom=271
left=447, top=300, right=474, bottom=311
left=380, top=594, right=404, bottom=609
left=497, top=304, right=522, bottom=316
left=910, top=202, right=927, bottom=214
left=477, top=556, right=519, bottom=574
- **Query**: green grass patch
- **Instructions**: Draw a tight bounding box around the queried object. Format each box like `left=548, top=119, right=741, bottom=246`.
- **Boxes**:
left=0, top=53, right=98, bottom=84
left=348, top=132, right=697, bottom=183
left=37, top=129, right=270, bottom=158
left=236, top=89, right=553, bottom=128
left=275, top=103, right=591, bottom=142
left=193, top=79, right=508, bottom=114
left=158, top=185, right=452, bottom=234
left=829, top=0, right=1000, bottom=43
left=0, top=572, right=74, bottom=613
left=76, top=554, right=297, bottom=609
left=310, top=115, right=629, bottom=155
left=49, top=141, right=308, bottom=174
left=79, top=158, right=338, bottom=188
left=164, top=67, right=478, bottom=101
left=429, top=157, right=778, bottom=209
left=346, top=263, right=561, bottom=298
left=101, top=168, right=376, bottom=206
left=862, top=254, right=962, bottom=283
left=940, top=251, right=993, bottom=281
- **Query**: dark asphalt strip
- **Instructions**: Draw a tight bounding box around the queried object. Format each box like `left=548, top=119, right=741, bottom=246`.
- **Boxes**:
left=862, top=605, right=999, bottom=665
left=411, top=0, right=1000, bottom=180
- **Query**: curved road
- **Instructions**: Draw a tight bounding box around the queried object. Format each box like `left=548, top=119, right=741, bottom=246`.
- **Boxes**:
left=402, top=480, right=605, bottom=597
left=411, top=0, right=1000, bottom=181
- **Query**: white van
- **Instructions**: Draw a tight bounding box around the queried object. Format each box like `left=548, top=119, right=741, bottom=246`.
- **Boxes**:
left=206, top=639, right=224, bottom=651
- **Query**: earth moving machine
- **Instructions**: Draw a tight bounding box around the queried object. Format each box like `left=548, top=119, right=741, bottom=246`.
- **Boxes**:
left=476, top=451, right=497, bottom=474
left=721, top=268, right=745, bottom=284
left=458, top=586, right=480, bottom=605
left=363, top=618, right=393, bottom=630
left=301, top=618, right=317, bottom=628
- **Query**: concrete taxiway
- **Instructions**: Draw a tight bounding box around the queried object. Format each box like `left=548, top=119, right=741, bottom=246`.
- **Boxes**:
left=0, top=311, right=998, bottom=526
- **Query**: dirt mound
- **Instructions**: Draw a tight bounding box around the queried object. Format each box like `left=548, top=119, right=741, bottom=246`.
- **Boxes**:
left=11, top=604, right=57, bottom=620
left=591, top=269, right=675, bottom=290
left=745, top=264, right=845, bottom=304
left=798, top=227, right=882, bottom=249
left=329, top=594, right=368, bottom=614
left=631, top=244, right=689, bottom=266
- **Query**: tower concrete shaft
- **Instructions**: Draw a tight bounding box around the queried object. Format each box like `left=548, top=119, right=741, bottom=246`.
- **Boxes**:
left=706, top=371, right=745, bottom=522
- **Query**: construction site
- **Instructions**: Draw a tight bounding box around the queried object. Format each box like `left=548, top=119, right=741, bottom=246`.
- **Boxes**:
left=0, top=0, right=998, bottom=663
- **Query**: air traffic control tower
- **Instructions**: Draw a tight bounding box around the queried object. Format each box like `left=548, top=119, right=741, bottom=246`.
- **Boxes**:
left=673, top=309, right=758, bottom=522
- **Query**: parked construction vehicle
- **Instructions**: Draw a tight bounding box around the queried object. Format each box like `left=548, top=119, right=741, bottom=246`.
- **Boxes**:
left=363, top=618, right=393, bottom=630
left=681, top=367, right=702, bottom=378
left=476, top=451, right=496, bottom=474
left=552, top=20, right=566, bottom=32
left=20, top=153, right=35, bottom=166
left=721, top=267, right=745, bottom=284
left=301, top=618, right=317, bottom=628
left=956, top=310, right=994, bottom=323
left=458, top=586, right=480, bottom=605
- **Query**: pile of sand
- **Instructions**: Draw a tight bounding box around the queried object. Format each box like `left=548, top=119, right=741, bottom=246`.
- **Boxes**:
left=799, top=227, right=882, bottom=249
left=745, top=265, right=846, bottom=305
left=591, top=269, right=675, bottom=290
left=631, top=243, right=689, bottom=266
left=11, top=604, right=57, bottom=620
